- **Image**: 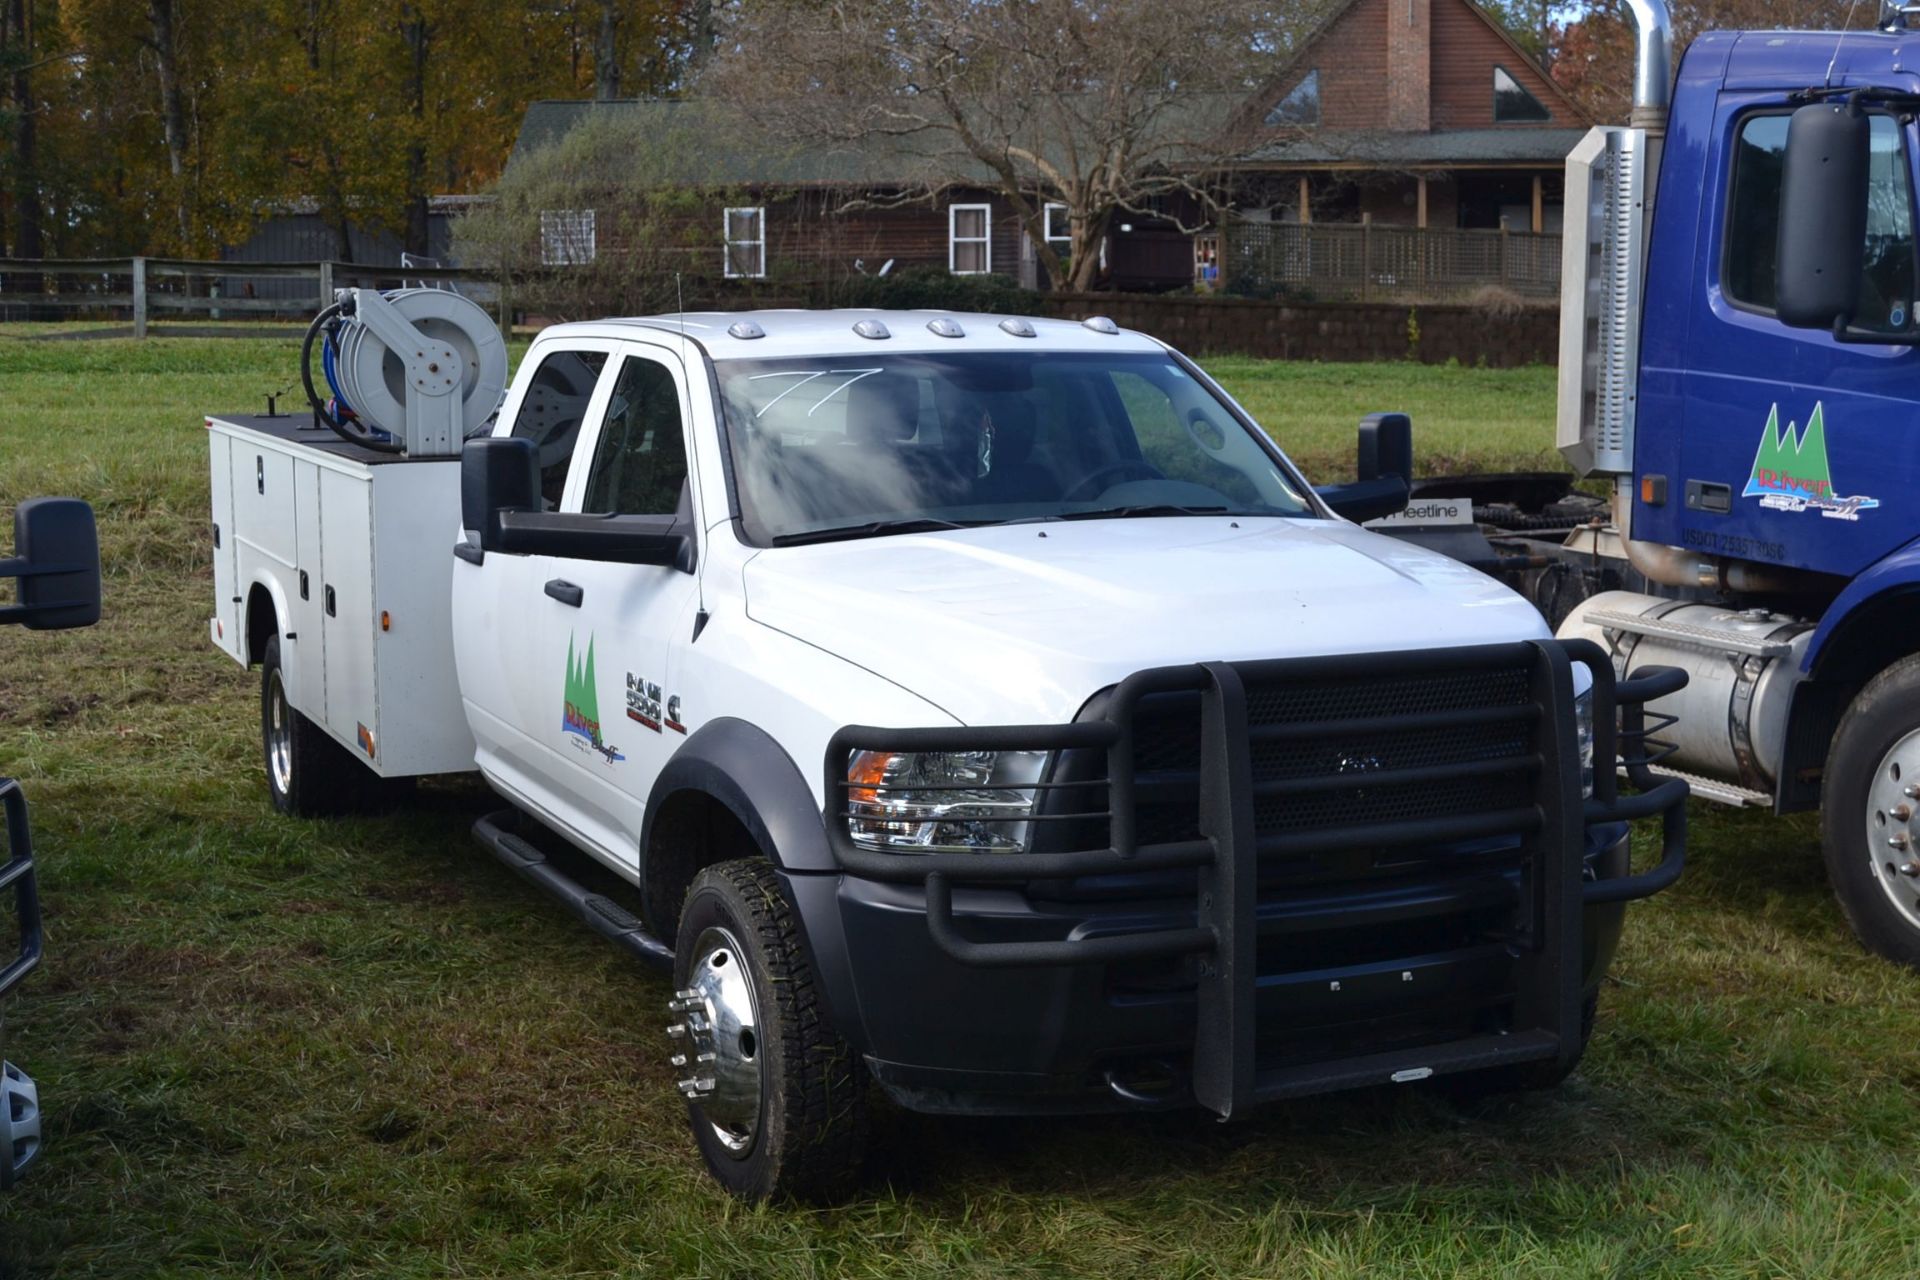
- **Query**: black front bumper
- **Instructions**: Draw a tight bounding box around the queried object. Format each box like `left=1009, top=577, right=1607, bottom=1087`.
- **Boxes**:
left=0, top=781, right=40, bottom=1005
left=810, top=640, right=1687, bottom=1117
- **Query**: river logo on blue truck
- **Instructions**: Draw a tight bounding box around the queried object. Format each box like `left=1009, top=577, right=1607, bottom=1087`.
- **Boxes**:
left=1743, top=403, right=1879, bottom=521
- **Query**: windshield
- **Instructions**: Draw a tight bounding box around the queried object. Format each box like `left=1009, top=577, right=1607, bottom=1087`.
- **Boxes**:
left=714, top=351, right=1314, bottom=545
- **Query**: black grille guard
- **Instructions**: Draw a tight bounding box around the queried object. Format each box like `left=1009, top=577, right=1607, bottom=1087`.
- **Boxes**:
left=822, top=639, right=1688, bottom=1116
left=0, top=780, right=43, bottom=1002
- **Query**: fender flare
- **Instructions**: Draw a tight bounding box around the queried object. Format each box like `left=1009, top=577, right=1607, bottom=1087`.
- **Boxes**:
left=1805, top=534, right=1920, bottom=676
left=244, top=572, right=295, bottom=666
left=640, top=716, right=834, bottom=873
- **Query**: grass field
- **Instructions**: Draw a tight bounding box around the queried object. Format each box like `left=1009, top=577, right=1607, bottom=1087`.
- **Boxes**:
left=1, top=331, right=1916, bottom=1278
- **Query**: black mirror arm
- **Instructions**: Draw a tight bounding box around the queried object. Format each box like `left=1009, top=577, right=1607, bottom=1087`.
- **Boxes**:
left=0, top=556, right=91, bottom=580
left=1827, top=314, right=1920, bottom=347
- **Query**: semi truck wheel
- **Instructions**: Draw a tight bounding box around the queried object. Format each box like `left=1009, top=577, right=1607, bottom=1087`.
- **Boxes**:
left=668, top=859, right=867, bottom=1202
left=1822, top=655, right=1920, bottom=969
left=259, top=636, right=357, bottom=817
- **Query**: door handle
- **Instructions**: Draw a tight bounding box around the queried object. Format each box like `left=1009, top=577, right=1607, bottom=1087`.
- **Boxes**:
left=544, top=578, right=584, bottom=607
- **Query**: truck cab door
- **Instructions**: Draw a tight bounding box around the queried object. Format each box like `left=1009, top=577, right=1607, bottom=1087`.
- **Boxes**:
left=1645, top=101, right=1920, bottom=580
left=451, top=341, right=617, bottom=810
left=534, top=344, right=703, bottom=873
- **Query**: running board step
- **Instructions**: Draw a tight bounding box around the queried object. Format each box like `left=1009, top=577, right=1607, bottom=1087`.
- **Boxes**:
left=473, top=809, right=673, bottom=969
left=1619, top=763, right=1769, bottom=808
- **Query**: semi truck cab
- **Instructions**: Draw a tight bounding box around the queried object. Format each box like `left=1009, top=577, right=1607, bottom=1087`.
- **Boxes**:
left=1449, top=6, right=1920, bottom=971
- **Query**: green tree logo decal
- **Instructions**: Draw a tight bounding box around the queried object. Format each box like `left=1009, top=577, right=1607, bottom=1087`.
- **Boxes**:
left=1743, top=403, right=1878, bottom=514
left=561, top=634, right=624, bottom=762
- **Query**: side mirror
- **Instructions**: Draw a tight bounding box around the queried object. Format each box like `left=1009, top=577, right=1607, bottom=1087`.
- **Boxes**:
left=0, top=498, right=101, bottom=631
left=1356, top=412, right=1412, bottom=485
left=1317, top=413, right=1412, bottom=522
left=459, top=436, right=695, bottom=572
left=462, top=436, right=540, bottom=552
left=1777, top=101, right=1870, bottom=330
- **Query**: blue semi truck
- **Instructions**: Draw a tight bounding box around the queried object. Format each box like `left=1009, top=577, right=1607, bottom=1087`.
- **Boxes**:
left=1396, top=1, right=1920, bottom=969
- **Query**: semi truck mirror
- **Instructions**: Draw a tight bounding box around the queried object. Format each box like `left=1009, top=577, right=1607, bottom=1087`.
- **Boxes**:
left=0, top=498, right=101, bottom=631
left=1356, top=412, right=1413, bottom=483
left=461, top=437, right=540, bottom=552
left=1777, top=101, right=1870, bottom=331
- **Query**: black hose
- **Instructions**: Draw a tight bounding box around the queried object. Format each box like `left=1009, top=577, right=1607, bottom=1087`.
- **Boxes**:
left=300, top=301, right=405, bottom=454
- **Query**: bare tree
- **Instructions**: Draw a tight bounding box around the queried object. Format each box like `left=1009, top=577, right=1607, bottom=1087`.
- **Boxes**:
left=703, top=0, right=1308, bottom=292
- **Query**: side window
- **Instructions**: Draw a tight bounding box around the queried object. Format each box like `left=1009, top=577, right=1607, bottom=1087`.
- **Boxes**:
left=580, top=356, right=690, bottom=516
left=509, top=349, right=609, bottom=509
left=1727, top=112, right=1917, bottom=334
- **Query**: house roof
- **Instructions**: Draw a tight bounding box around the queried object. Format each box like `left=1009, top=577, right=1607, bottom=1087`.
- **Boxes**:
left=1239, top=126, right=1590, bottom=168
left=508, top=99, right=973, bottom=187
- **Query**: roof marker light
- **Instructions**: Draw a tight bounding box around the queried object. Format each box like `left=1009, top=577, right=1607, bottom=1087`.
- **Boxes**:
left=727, top=320, right=766, bottom=340
left=1082, top=315, right=1120, bottom=335
left=926, top=317, right=965, bottom=338
left=998, top=317, right=1037, bottom=338
left=852, top=319, right=892, bottom=340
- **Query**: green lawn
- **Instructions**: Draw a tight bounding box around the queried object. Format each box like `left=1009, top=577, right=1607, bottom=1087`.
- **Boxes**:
left=1, top=332, right=1915, bottom=1278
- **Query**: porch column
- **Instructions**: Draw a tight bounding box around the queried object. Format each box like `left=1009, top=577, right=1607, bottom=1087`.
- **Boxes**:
left=1298, top=174, right=1311, bottom=224
left=1416, top=177, right=1428, bottom=230
left=1531, top=174, right=1544, bottom=233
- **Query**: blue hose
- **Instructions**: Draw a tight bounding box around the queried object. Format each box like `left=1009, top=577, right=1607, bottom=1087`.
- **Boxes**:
left=320, top=328, right=355, bottom=419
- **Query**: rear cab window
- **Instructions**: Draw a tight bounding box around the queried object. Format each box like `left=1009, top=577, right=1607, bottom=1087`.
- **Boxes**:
left=508, top=348, right=611, bottom=509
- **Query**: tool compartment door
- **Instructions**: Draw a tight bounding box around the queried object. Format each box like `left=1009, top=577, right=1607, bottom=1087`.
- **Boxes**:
left=289, top=460, right=327, bottom=717
left=208, top=429, right=242, bottom=660
left=318, top=467, right=378, bottom=767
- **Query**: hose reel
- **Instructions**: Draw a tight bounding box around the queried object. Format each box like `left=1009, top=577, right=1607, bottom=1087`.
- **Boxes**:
left=302, top=287, right=508, bottom=457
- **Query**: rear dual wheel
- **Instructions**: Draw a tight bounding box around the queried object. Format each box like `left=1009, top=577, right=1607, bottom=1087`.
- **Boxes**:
left=260, top=636, right=359, bottom=817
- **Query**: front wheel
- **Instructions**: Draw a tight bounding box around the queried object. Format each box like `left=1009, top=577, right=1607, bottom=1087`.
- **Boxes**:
left=668, top=859, right=867, bottom=1202
left=1822, top=655, right=1920, bottom=969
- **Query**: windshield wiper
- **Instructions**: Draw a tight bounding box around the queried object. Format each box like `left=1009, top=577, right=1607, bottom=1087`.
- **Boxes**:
left=769, top=516, right=977, bottom=547
left=1057, top=504, right=1233, bottom=521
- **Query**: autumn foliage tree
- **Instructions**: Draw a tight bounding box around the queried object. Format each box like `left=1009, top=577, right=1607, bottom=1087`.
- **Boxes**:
left=1, top=0, right=708, bottom=258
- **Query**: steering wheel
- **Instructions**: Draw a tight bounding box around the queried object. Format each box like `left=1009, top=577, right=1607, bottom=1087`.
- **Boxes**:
left=1062, top=460, right=1162, bottom=503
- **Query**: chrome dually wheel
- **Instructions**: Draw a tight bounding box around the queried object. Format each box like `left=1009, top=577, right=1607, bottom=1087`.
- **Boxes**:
left=671, top=859, right=867, bottom=1201
left=669, top=926, right=764, bottom=1154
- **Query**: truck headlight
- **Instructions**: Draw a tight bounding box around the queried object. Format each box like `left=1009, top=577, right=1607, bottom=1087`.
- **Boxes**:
left=1574, top=686, right=1595, bottom=799
left=846, top=749, right=1046, bottom=853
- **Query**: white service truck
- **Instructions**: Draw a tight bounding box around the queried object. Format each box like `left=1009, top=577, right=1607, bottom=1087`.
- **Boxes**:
left=210, top=298, right=1687, bottom=1200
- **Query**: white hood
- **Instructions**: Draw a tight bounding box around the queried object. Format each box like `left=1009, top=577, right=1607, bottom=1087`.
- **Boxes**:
left=742, top=517, right=1548, bottom=725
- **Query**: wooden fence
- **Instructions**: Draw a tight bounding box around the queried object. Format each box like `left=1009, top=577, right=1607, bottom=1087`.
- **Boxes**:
left=0, top=258, right=510, bottom=338
left=1223, top=222, right=1562, bottom=304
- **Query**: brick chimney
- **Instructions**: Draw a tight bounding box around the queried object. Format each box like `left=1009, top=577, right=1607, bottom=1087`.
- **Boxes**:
left=1385, top=0, right=1432, bottom=132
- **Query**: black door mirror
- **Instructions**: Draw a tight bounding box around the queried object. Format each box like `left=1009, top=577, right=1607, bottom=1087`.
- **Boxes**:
left=462, top=436, right=541, bottom=552
left=0, top=498, right=101, bottom=631
left=1777, top=101, right=1870, bottom=331
left=1316, top=412, right=1412, bottom=522
left=459, top=436, right=695, bottom=571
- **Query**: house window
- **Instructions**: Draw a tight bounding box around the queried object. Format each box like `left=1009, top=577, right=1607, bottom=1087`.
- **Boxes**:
left=540, top=209, right=596, bottom=266
left=950, top=204, right=991, bottom=274
left=1724, top=111, right=1917, bottom=335
left=724, top=206, right=765, bottom=279
left=1266, top=69, right=1320, bottom=127
left=1043, top=203, right=1073, bottom=251
left=1493, top=67, right=1551, bottom=123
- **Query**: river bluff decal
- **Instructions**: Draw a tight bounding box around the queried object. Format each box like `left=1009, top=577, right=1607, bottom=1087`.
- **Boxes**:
left=561, top=633, right=624, bottom=763
left=1743, top=403, right=1879, bottom=521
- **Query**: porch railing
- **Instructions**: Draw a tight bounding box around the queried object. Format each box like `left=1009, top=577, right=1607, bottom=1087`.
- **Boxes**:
left=1224, top=221, right=1562, bottom=304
